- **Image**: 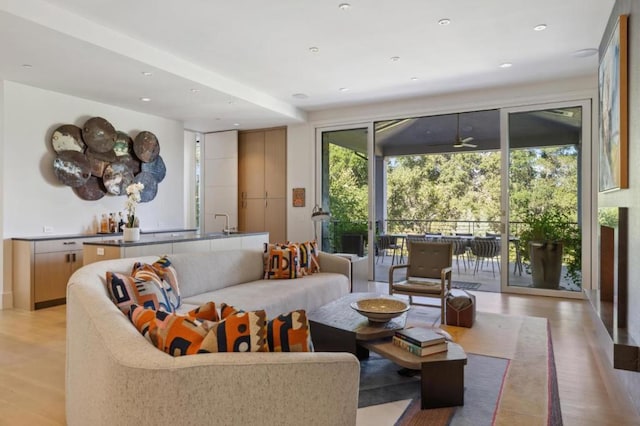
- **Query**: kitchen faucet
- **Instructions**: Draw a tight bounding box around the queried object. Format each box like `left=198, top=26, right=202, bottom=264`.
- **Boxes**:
left=214, top=213, right=231, bottom=234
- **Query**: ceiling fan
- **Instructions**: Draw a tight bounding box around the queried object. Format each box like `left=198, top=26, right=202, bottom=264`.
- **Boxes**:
left=453, top=113, right=477, bottom=148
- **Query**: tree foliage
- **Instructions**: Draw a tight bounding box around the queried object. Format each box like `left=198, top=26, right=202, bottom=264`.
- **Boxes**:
left=326, top=143, right=579, bottom=257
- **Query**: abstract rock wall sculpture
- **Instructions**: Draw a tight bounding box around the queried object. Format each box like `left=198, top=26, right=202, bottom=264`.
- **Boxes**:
left=51, top=116, right=165, bottom=201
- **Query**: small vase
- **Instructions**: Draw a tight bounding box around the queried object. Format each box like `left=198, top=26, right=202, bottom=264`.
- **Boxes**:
left=123, top=227, right=140, bottom=242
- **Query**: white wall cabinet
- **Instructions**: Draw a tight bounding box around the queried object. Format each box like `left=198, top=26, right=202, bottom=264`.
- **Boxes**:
left=203, top=131, right=238, bottom=234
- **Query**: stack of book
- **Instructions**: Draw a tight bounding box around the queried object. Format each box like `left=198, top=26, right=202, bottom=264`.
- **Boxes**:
left=393, top=327, right=448, bottom=357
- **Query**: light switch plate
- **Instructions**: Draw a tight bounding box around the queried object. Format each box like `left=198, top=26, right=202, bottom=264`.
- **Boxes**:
left=97, top=248, right=105, bottom=256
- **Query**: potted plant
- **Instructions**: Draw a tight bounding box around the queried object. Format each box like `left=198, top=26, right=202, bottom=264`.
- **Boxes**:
left=517, top=209, right=581, bottom=289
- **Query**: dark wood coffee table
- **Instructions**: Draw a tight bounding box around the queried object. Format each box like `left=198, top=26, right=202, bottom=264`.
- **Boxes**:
left=308, top=292, right=467, bottom=409
left=308, top=292, right=407, bottom=358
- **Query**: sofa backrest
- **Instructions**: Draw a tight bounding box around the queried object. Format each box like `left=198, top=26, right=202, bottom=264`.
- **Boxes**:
left=168, top=249, right=265, bottom=298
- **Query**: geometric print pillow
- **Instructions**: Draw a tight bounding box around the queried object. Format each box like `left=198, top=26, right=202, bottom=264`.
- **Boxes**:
left=128, top=302, right=268, bottom=356
left=264, top=244, right=299, bottom=279
left=199, top=309, right=268, bottom=353
left=128, top=304, right=207, bottom=356
left=105, top=270, right=174, bottom=315
left=296, top=241, right=320, bottom=275
left=266, top=309, right=313, bottom=352
left=222, top=304, right=312, bottom=352
left=132, top=258, right=180, bottom=311
left=150, top=256, right=181, bottom=309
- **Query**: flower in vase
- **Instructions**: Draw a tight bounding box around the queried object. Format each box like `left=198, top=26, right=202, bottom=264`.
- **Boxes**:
left=125, top=183, right=144, bottom=228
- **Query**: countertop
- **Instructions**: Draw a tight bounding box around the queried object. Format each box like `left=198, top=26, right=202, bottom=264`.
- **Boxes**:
left=82, top=231, right=268, bottom=247
left=10, top=228, right=242, bottom=242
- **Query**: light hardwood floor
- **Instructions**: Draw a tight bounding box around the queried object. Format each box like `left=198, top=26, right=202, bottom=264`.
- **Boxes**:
left=1, top=290, right=639, bottom=426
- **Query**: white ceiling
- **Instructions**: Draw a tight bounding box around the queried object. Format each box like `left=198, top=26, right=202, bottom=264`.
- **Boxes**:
left=0, top=0, right=614, bottom=133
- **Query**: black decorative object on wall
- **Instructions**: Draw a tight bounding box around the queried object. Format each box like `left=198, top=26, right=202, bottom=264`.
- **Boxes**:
left=51, top=116, right=164, bottom=202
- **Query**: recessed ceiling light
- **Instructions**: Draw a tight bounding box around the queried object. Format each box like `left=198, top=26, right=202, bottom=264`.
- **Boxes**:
left=309, top=46, right=319, bottom=53
left=190, top=88, right=200, bottom=93
left=141, top=71, right=153, bottom=77
left=339, top=87, right=349, bottom=92
left=390, top=56, right=400, bottom=62
left=139, top=97, right=151, bottom=102
left=533, top=24, right=547, bottom=31
left=233, top=123, right=240, bottom=127
left=338, top=3, right=351, bottom=10
left=292, top=93, right=309, bottom=99
left=499, top=62, right=513, bottom=68
left=571, top=48, right=598, bottom=58
left=438, top=18, right=451, bottom=26
left=228, top=100, right=235, bottom=105
left=411, top=77, right=419, bottom=81
left=21, top=64, right=33, bottom=68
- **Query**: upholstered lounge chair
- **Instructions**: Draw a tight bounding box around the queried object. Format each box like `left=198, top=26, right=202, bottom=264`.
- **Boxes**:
left=388, top=240, right=453, bottom=324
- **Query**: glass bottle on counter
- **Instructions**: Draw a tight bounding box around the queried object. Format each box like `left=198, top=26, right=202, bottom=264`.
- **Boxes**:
left=100, top=214, right=109, bottom=233
left=117, top=212, right=125, bottom=233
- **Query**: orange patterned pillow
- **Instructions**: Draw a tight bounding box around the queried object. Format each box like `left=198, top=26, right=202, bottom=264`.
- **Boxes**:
left=200, top=309, right=268, bottom=353
left=297, top=241, right=320, bottom=275
left=222, top=304, right=312, bottom=352
left=267, top=309, right=313, bottom=352
left=264, top=244, right=299, bottom=279
left=106, top=270, right=174, bottom=314
left=129, top=304, right=207, bottom=356
left=187, top=301, right=219, bottom=322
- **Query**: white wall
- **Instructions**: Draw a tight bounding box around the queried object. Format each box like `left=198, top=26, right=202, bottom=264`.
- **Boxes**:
left=286, top=123, right=316, bottom=242
left=202, top=131, right=238, bottom=234
left=3, top=82, right=185, bottom=236
left=1, top=81, right=185, bottom=308
left=184, top=130, right=198, bottom=229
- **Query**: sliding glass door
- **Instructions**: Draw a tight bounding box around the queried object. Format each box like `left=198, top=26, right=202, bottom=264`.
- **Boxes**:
left=316, top=124, right=375, bottom=281
left=502, top=101, right=591, bottom=297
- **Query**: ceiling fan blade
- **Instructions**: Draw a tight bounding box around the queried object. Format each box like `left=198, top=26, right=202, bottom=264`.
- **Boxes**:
left=464, top=142, right=478, bottom=148
left=461, top=136, right=474, bottom=144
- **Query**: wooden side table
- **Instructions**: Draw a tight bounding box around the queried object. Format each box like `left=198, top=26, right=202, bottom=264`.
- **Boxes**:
left=360, top=341, right=467, bottom=409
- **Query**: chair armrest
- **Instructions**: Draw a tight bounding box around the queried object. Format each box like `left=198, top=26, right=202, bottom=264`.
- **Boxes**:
left=441, top=266, right=453, bottom=290
left=389, top=264, right=408, bottom=282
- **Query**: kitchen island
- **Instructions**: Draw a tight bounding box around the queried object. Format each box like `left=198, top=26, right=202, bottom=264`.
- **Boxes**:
left=12, top=230, right=267, bottom=310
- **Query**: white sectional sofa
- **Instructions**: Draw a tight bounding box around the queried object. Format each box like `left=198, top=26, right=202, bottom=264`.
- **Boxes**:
left=66, top=249, right=360, bottom=426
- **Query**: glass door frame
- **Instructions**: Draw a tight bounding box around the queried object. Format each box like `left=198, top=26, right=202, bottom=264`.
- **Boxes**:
left=315, top=122, right=376, bottom=281
left=499, top=99, right=593, bottom=298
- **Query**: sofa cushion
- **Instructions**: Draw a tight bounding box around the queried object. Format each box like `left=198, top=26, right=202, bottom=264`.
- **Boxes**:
left=167, top=250, right=266, bottom=298
left=182, top=272, right=349, bottom=319
left=106, top=270, right=174, bottom=314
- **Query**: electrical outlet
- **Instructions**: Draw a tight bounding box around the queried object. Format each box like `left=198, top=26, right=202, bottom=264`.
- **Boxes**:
left=43, top=226, right=53, bottom=233
left=97, top=248, right=105, bottom=256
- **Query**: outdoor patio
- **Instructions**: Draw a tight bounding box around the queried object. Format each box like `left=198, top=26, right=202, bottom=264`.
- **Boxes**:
left=371, top=250, right=579, bottom=293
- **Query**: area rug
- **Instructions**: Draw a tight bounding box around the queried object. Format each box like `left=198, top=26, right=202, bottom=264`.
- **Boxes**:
left=360, top=352, right=508, bottom=425
left=357, top=308, right=562, bottom=425
left=452, top=281, right=482, bottom=290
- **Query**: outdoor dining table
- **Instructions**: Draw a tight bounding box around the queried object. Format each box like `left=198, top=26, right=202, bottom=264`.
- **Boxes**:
left=393, top=234, right=523, bottom=276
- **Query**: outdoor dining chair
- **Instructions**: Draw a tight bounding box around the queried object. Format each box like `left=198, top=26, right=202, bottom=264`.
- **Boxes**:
left=376, top=235, right=402, bottom=265
left=469, top=237, right=501, bottom=277
left=441, top=236, right=468, bottom=273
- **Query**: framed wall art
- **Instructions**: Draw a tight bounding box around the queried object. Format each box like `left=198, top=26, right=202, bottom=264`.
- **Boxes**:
left=598, top=14, right=628, bottom=192
left=292, top=188, right=305, bottom=207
